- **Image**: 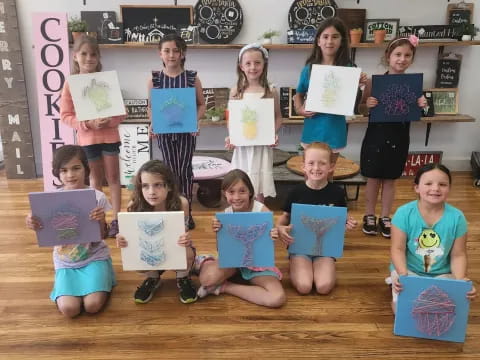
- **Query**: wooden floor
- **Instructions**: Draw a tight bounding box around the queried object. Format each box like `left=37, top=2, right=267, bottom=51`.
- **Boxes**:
left=0, top=171, right=479, bottom=359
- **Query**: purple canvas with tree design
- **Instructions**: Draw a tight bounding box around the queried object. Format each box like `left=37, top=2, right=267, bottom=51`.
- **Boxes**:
left=370, top=73, right=423, bottom=123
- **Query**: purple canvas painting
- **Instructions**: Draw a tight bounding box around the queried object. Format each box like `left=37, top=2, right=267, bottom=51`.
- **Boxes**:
left=28, top=188, right=101, bottom=247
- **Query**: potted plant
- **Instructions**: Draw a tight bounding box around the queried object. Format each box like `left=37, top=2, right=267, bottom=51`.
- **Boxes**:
left=205, top=106, right=226, bottom=122
left=258, top=29, right=280, bottom=45
left=68, top=16, right=87, bottom=42
left=373, top=29, right=387, bottom=45
left=349, top=28, right=363, bottom=45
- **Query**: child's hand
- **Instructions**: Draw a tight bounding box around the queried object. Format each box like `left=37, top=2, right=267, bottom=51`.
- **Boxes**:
left=392, top=275, right=404, bottom=294
left=359, top=72, right=368, bottom=90
left=116, top=234, right=128, bottom=248
left=464, top=278, right=477, bottom=301
left=95, top=118, right=110, bottom=128
left=212, top=217, right=222, bottom=232
left=417, top=95, right=428, bottom=108
left=178, top=232, right=192, bottom=247
left=89, top=206, right=105, bottom=222
left=270, top=227, right=279, bottom=241
left=278, top=224, right=294, bottom=247
left=269, top=134, right=279, bottom=148
left=297, top=103, right=316, bottom=118
left=346, top=216, right=358, bottom=230
left=366, top=96, right=378, bottom=108
left=26, top=212, right=43, bottom=231
left=225, top=136, right=235, bottom=150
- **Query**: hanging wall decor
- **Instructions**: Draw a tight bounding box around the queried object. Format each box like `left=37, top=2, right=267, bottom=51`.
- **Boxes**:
left=194, top=0, right=243, bottom=44
left=288, top=0, right=338, bottom=30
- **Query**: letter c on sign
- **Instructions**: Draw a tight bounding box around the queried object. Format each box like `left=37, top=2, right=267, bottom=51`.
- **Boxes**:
left=41, top=18, right=61, bottom=42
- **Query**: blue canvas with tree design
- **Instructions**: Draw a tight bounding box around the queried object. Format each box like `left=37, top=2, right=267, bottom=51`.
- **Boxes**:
left=151, top=88, right=198, bottom=134
left=370, top=73, right=423, bottom=123
left=289, top=203, right=347, bottom=258
left=216, top=212, right=274, bottom=268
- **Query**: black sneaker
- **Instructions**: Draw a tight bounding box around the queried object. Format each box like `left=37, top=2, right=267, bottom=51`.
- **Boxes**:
left=177, top=277, right=198, bottom=304
left=379, top=217, right=392, bottom=238
left=134, top=277, right=161, bottom=304
left=362, top=215, right=378, bottom=235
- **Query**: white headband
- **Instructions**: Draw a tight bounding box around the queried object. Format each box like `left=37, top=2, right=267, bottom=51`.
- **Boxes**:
left=238, top=43, right=269, bottom=61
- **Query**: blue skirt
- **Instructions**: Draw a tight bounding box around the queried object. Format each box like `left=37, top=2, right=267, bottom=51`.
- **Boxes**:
left=50, top=259, right=116, bottom=301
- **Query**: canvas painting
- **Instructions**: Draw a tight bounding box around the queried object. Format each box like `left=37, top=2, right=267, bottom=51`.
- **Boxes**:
left=151, top=88, right=198, bottom=134
left=305, top=64, right=362, bottom=116
left=28, top=189, right=100, bottom=247
left=370, top=73, right=423, bottom=123
left=228, top=98, right=275, bottom=146
left=394, top=276, right=472, bottom=343
left=289, top=203, right=347, bottom=258
left=68, top=70, right=126, bottom=121
left=118, top=211, right=187, bottom=271
left=216, top=212, right=274, bottom=268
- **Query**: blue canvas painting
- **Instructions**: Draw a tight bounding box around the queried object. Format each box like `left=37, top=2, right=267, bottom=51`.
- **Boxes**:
left=370, top=73, right=423, bottom=123
left=28, top=188, right=100, bottom=247
left=394, top=275, right=472, bottom=343
left=151, top=87, right=198, bottom=134
left=216, top=212, right=274, bottom=268
left=288, top=203, right=347, bottom=258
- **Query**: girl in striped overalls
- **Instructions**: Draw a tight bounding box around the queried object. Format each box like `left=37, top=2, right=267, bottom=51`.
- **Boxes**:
left=148, top=34, right=206, bottom=229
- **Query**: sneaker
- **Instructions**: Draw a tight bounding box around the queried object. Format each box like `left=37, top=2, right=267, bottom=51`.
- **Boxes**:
left=108, top=220, right=119, bottom=238
left=188, top=216, right=196, bottom=230
left=177, top=277, right=198, bottom=304
left=197, top=284, right=223, bottom=299
left=379, top=217, right=392, bottom=238
left=192, top=254, right=216, bottom=276
left=362, top=215, right=378, bottom=235
left=134, top=277, right=161, bottom=304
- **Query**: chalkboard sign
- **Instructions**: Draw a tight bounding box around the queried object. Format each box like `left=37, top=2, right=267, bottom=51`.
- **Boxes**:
left=287, top=28, right=316, bottom=44
left=430, top=88, right=458, bottom=115
left=194, top=0, right=243, bottom=44
left=402, top=151, right=443, bottom=177
left=435, top=53, right=462, bottom=88
left=447, top=2, right=474, bottom=25
left=178, top=25, right=200, bottom=44
left=124, top=99, right=148, bottom=123
left=121, top=6, right=193, bottom=43
left=81, top=11, right=123, bottom=44
left=398, top=25, right=461, bottom=40
left=288, top=0, right=338, bottom=30
left=280, top=87, right=290, bottom=118
left=202, top=88, right=229, bottom=111
left=422, top=91, right=435, bottom=117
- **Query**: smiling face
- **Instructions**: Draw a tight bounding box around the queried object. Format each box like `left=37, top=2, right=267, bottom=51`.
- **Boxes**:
left=414, top=168, right=450, bottom=205
left=74, top=43, right=99, bottom=74
left=159, top=40, right=184, bottom=71
left=140, top=171, right=170, bottom=210
left=239, top=49, right=265, bottom=83
left=224, top=179, right=252, bottom=212
left=59, top=156, right=87, bottom=190
left=387, top=44, right=414, bottom=74
left=303, top=148, right=334, bottom=185
left=317, top=26, right=342, bottom=61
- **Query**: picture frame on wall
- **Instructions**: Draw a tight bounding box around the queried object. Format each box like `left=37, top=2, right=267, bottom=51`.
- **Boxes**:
left=364, top=18, right=400, bottom=42
left=429, top=88, right=459, bottom=115
left=289, top=88, right=303, bottom=119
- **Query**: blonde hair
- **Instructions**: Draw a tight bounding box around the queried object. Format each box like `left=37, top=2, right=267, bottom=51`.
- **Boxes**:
left=71, top=35, right=102, bottom=74
left=303, top=142, right=335, bottom=163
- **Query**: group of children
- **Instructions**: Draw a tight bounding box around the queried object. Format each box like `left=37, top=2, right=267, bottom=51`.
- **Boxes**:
left=25, top=18, right=476, bottom=318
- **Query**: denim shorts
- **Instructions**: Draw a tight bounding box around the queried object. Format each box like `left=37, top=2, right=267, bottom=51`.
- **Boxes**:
left=82, top=142, right=121, bottom=161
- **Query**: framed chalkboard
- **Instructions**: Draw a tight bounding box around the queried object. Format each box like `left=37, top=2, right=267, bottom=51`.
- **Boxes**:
left=81, top=11, right=123, bottom=44
left=194, top=0, right=243, bottom=44
left=430, top=88, right=459, bottom=115
left=287, top=28, right=316, bottom=44
left=289, top=88, right=303, bottom=119
left=288, top=0, right=338, bottom=30
left=202, top=88, right=229, bottom=111
left=280, top=87, right=290, bottom=118
left=121, top=5, right=193, bottom=43
left=435, top=53, right=462, bottom=88
left=447, top=2, right=474, bottom=26
left=422, top=91, right=435, bottom=117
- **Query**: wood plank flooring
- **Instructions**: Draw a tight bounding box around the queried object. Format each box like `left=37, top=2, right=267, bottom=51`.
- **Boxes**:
left=0, top=171, right=479, bottom=359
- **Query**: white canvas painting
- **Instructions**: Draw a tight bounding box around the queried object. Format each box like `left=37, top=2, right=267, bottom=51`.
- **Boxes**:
left=228, top=98, right=275, bottom=146
left=118, top=211, right=187, bottom=271
left=305, top=65, right=362, bottom=116
left=68, top=70, right=126, bottom=121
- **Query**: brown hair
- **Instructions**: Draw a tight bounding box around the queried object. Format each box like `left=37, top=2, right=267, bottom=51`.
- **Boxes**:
left=72, top=35, right=102, bottom=74
left=305, top=17, right=351, bottom=67
left=158, top=33, right=187, bottom=69
left=303, top=142, right=335, bottom=163
left=128, top=160, right=182, bottom=212
left=414, top=163, right=451, bottom=185
left=221, top=169, right=255, bottom=203
left=51, top=145, right=90, bottom=188
left=234, top=47, right=272, bottom=99
left=383, top=37, right=416, bottom=67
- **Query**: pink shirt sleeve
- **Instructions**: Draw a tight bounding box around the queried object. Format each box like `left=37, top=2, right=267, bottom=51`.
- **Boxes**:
left=60, top=81, right=90, bottom=131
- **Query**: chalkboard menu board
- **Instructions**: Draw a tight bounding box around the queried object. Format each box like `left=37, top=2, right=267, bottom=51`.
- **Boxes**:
left=288, top=0, right=338, bottom=30
left=81, top=11, right=123, bottom=44
left=435, top=54, right=462, bottom=88
left=447, top=2, right=474, bottom=26
left=194, top=0, right=243, bottom=44
left=124, top=99, right=148, bottom=123
left=287, top=28, right=316, bottom=44
left=280, top=87, right=290, bottom=118
left=202, top=88, right=229, bottom=111
left=121, top=6, right=193, bottom=43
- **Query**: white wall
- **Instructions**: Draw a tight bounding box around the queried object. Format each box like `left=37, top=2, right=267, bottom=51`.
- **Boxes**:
left=16, top=0, right=480, bottom=174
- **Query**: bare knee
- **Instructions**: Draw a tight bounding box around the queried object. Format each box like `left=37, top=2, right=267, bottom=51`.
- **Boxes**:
left=315, top=279, right=335, bottom=295
left=58, top=302, right=81, bottom=318
left=264, top=290, right=287, bottom=308
left=84, top=294, right=107, bottom=314
left=294, top=280, right=313, bottom=295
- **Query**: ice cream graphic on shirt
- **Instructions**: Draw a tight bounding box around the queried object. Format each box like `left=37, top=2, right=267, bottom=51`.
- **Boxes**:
left=415, top=228, right=444, bottom=273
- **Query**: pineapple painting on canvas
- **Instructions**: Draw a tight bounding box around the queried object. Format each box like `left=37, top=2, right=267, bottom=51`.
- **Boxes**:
left=241, top=106, right=258, bottom=139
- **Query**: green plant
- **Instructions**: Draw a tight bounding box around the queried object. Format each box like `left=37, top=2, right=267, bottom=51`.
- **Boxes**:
left=350, top=28, right=363, bottom=33
left=259, top=29, right=280, bottom=40
left=205, top=106, right=225, bottom=120
left=68, top=16, right=87, bottom=32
